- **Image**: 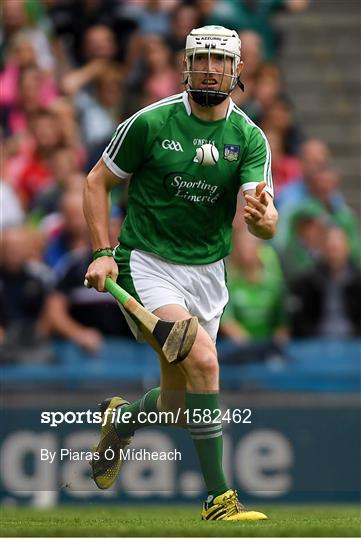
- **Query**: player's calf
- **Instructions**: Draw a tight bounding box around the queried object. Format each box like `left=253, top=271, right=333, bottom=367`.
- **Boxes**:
left=158, top=389, right=186, bottom=426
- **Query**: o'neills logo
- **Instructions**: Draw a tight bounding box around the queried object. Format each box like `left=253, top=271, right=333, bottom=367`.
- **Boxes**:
left=164, top=172, right=224, bottom=206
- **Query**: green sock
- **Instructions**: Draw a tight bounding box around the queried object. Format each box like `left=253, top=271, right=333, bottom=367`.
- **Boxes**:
left=115, top=387, right=160, bottom=438
left=186, top=392, right=228, bottom=499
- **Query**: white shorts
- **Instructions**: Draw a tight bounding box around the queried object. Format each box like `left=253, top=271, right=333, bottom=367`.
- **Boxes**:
left=117, top=248, right=228, bottom=343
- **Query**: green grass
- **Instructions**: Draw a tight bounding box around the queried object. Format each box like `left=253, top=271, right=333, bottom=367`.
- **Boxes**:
left=1, top=505, right=360, bottom=537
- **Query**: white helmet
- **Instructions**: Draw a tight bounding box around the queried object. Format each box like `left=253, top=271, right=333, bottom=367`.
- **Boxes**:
left=183, top=25, right=243, bottom=107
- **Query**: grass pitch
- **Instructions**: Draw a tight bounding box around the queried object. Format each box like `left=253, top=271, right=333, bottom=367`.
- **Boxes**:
left=1, top=504, right=360, bottom=537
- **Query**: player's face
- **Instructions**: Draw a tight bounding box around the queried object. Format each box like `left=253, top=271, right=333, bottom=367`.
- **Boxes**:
left=190, top=53, right=234, bottom=94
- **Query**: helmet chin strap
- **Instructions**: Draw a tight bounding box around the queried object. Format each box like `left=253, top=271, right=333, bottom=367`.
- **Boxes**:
left=188, top=88, right=228, bottom=107
left=186, top=77, right=245, bottom=107
left=237, top=79, right=245, bottom=92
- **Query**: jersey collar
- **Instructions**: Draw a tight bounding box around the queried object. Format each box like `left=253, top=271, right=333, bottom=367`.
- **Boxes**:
left=227, top=98, right=235, bottom=119
left=182, top=91, right=192, bottom=115
left=182, top=91, right=234, bottom=119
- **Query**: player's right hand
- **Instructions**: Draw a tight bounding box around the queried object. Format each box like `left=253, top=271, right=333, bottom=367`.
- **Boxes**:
left=84, top=256, right=118, bottom=292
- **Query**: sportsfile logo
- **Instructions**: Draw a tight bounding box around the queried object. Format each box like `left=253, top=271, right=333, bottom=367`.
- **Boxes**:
left=161, top=139, right=184, bottom=152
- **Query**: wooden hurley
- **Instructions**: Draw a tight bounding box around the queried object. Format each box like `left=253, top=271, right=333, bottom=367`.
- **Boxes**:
left=84, top=277, right=198, bottom=363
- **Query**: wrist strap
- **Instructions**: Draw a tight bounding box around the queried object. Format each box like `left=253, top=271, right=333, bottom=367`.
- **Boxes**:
left=93, top=246, right=113, bottom=255
left=93, top=250, right=113, bottom=261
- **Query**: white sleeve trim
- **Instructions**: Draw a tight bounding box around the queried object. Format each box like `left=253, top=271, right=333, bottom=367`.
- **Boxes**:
left=102, top=152, right=131, bottom=180
left=242, top=182, right=274, bottom=197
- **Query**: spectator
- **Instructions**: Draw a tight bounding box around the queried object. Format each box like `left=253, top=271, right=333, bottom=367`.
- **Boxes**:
left=31, top=147, right=80, bottom=221
left=2, top=0, right=55, bottom=72
left=221, top=230, right=288, bottom=343
left=43, top=247, right=133, bottom=353
left=2, top=134, right=34, bottom=201
left=60, top=24, right=120, bottom=103
left=0, top=31, right=57, bottom=129
left=278, top=168, right=360, bottom=268
left=288, top=227, right=361, bottom=337
left=239, top=30, right=264, bottom=77
left=124, top=32, right=178, bottom=114
left=167, top=4, right=200, bottom=54
left=306, top=169, right=359, bottom=261
left=48, top=98, right=86, bottom=168
left=43, top=190, right=89, bottom=268
left=265, top=129, right=302, bottom=197
left=196, top=0, right=243, bottom=33
left=274, top=139, right=344, bottom=248
left=232, top=30, right=264, bottom=111
left=5, top=64, right=58, bottom=137
left=252, top=63, right=282, bottom=122
left=61, top=57, right=117, bottom=99
left=261, top=96, right=303, bottom=156
left=0, top=180, right=25, bottom=228
left=46, top=0, right=119, bottom=67
left=0, top=226, right=53, bottom=353
left=15, top=108, right=62, bottom=209
left=276, top=138, right=332, bottom=211
left=63, top=61, right=124, bottom=154
left=0, top=141, right=25, bottom=227
left=81, top=24, right=119, bottom=64
left=279, top=200, right=328, bottom=282
left=141, top=36, right=178, bottom=105
left=121, top=0, right=174, bottom=37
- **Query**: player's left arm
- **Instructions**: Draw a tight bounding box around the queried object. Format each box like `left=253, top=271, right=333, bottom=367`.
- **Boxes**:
left=244, top=182, right=278, bottom=240
left=240, top=126, right=278, bottom=239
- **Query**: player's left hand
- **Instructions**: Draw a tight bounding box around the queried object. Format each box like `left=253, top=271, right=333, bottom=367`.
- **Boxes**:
left=243, top=181, right=268, bottom=226
left=243, top=182, right=278, bottom=240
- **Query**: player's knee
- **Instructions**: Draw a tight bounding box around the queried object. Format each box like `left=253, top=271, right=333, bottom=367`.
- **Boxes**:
left=186, top=349, right=219, bottom=379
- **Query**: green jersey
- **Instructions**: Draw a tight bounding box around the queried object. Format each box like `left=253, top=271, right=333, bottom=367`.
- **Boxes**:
left=103, top=92, right=273, bottom=264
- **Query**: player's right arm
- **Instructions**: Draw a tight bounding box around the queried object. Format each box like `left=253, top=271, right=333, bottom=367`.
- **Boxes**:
left=83, top=159, right=119, bottom=292
left=84, top=110, right=150, bottom=290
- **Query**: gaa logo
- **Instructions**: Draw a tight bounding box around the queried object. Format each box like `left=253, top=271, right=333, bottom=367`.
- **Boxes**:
left=161, top=139, right=184, bottom=152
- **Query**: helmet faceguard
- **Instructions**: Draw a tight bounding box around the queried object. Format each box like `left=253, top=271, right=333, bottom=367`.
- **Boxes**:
left=183, top=25, right=244, bottom=107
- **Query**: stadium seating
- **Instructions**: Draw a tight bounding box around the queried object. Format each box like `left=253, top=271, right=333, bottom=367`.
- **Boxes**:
left=2, top=338, right=359, bottom=393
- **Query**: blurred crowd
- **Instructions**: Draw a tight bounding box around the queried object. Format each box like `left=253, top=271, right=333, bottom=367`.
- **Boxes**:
left=1, top=0, right=360, bottom=362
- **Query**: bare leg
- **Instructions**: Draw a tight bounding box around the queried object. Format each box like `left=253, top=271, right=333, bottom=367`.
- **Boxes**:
left=153, top=304, right=219, bottom=393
